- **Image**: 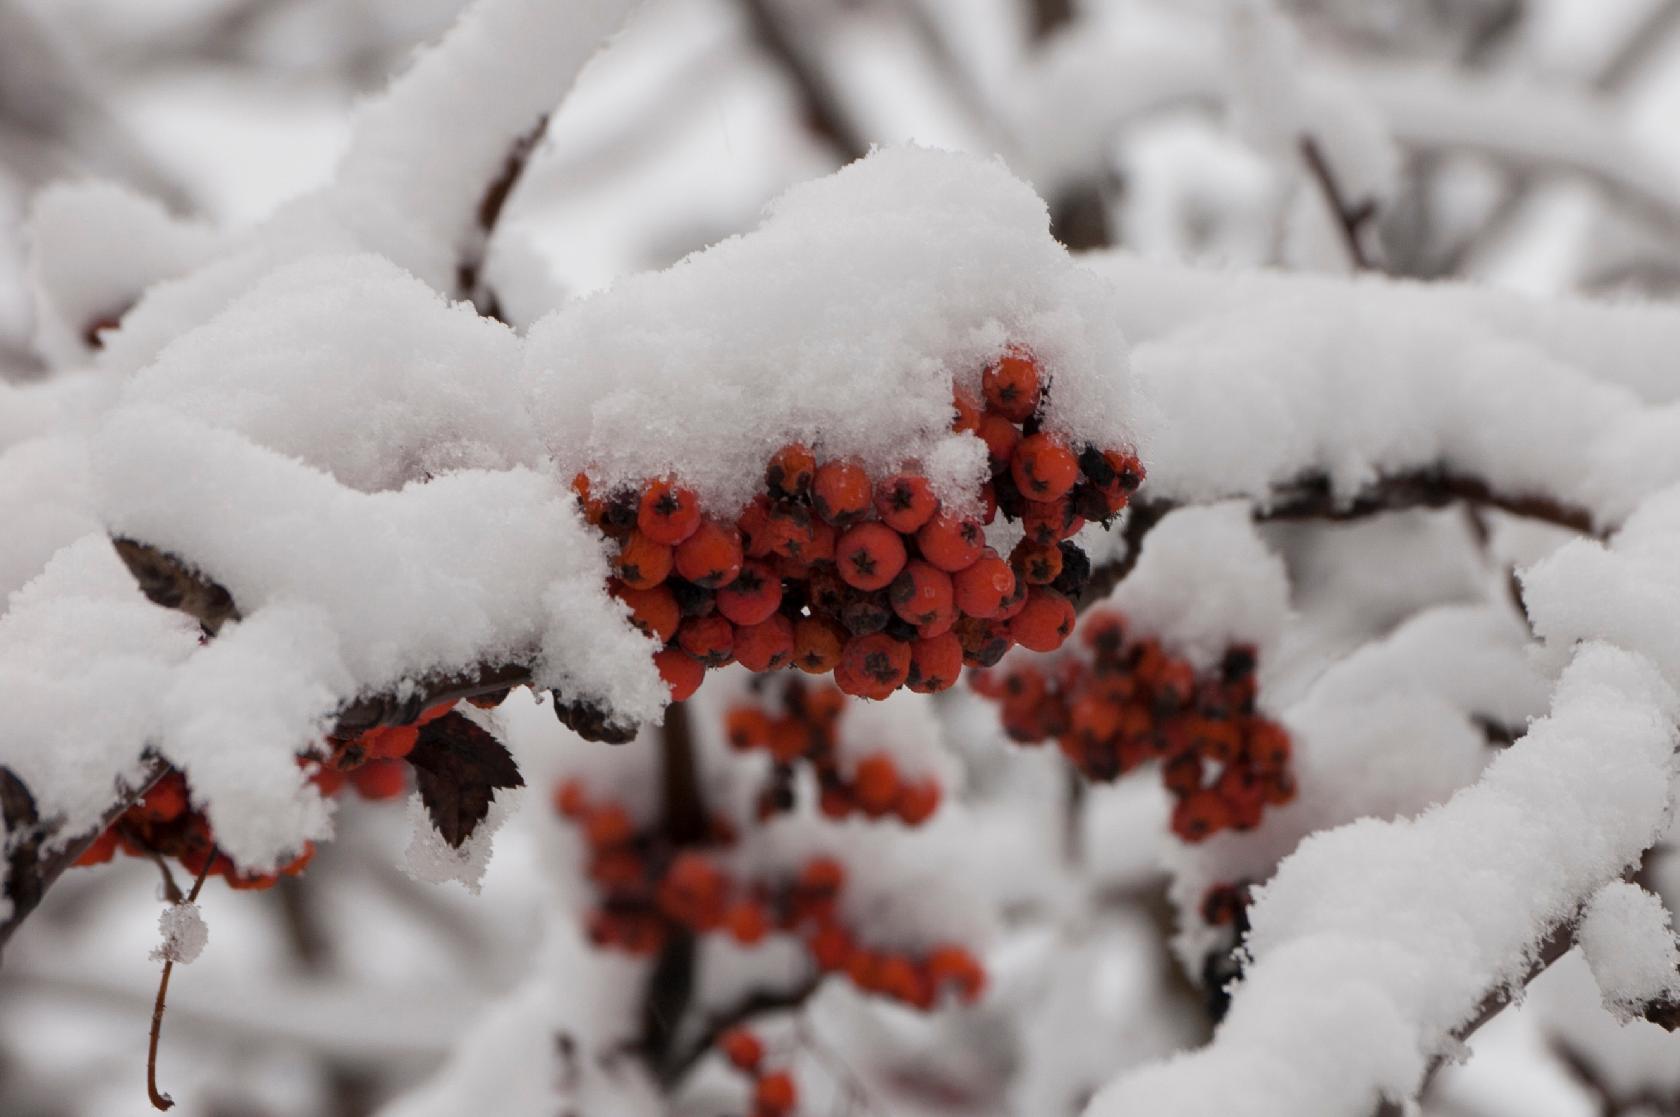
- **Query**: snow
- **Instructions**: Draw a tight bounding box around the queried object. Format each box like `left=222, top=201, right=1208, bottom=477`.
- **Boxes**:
left=1106, top=502, right=1291, bottom=671
left=403, top=786, right=524, bottom=895
left=1577, top=881, right=1680, bottom=1021
left=1087, top=251, right=1680, bottom=529
left=150, top=901, right=208, bottom=966
left=1087, top=644, right=1680, bottom=1117
left=523, top=144, right=1138, bottom=515
left=26, top=180, right=221, bottom=368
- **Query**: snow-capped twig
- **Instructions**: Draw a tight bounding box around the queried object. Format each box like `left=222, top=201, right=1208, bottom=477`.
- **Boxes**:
left=147, top=853, right=213, bottom=1111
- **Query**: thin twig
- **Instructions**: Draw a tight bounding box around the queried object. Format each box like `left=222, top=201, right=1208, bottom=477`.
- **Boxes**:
left=1299, top=136, right=1378, bottom=271
left=739, top=0, right=870, bottom=162
left=147, top=853, right=214, bottom=1111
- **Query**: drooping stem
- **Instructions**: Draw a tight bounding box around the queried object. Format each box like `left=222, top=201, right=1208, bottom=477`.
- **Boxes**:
left=147, top=853, right=214, bottom=1111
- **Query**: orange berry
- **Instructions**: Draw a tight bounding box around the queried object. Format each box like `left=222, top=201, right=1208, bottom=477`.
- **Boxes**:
left=812, top=460, right=872, bottom=526
left=976, top=412, right=1021, bottom=470
left=638, top=479, right=701, bottom=545
left=890, top=561, right=955, bottom=635
left=927, top=944, right=986, bottom=1002
left=895, top=779, right=942, bottom=824
left=351, top=758, right=408, bottom=800
left=554, top=777, right=590, bottom=818
left=916, top=513, right=985, bottom=573
left=734, top=613, right=796, bottom=671
left=792, top=615, right=846, bottom=674
left=1010, top=539, right=1063, bottom=585
left=799, top=855, right=845, bottom=893
left=805, top=519, right=838, bottom=564
left=1171, top=790, right=1232, bottom=843
left=853, top=753, right=900, bottom=815
left=674, top=520, right=743, bottom=588
left=841, top=633, right=912, bottom=693
left=836, top=522, right=907, bottom=591
left=655, top=647, right=706, bottom=701
left=760, top=502, right=817, bottom=558
left=1008, top=588, right=1076, bottom=653
left=767, top=717, right=809, bottom=762
left=951, top=388, right=982, bottom=434
left=357, top=723, right=419, bottom=760
left=614, top=582, right=680, bottom=643
left=875, top=473, right=939, bottom=533
left=677, top=614, right=735, bottom=667
left=75, top=827, right=119, bottom=868
left=954, top=615, right=1011, bottom=667
left=726, top=707, right=774, bottom=751
left=1246, top=719, right=1291, bottom=772
left=280, top=843, right=315, bottom=877
left=716, top=561, right=782, bottom=626
left=135, top=772, right=189, bottom=824
left=585, top=803, right=635, bottom=847
left=982, top=346, right=1041, bottom=421
left=1021, top=498, right=1084, bottom=544
left=725, top=900, right=772, bottom=945
left=1012, top=433, right=1079, bottom=502
left=907, top=632, right=963, bottom=694
left=835, top=659, right=893, bottom=700
left=765, top=443, right=816, bottom=498
left=754, top=1071, right=798, bottom=1115
left=808, top=921, right=854, bottom=970
left=952, top=548, right=1014, bottom=618
left=721, top=1027, right=765, bottom=1072
left=613, top=531, right=672, bottom=589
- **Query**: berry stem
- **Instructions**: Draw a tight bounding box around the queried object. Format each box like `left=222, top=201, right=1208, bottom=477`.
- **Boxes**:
left=147, top=850, right=213, bottom=1112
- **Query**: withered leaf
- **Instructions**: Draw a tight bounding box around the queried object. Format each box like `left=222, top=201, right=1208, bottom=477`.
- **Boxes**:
left=407, top=711, right=523, bottom=847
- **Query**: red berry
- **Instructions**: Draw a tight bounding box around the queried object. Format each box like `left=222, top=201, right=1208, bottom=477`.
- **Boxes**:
left=638, top=479, right=701, bottom=545
left=755, top=1071, right=798, bottom=1115
left=75, top=827, right=119, bottom=867
left=982, top=347, right=1041, bottom=422
left=352, top=758, right=408, bottom=800
left=916, top=513, right=984, bottom=573
left=677, top=614, right=735, bottom=667
left=836, top=522, right=907, bottom=591
left=952, top=548, right=1014, bottom=618
left=721, top=1027, right=765, bottom=1072
left=655, top=647, right=705, bottom=701
left=853, top=753, right=900, bottom=815
left=766, top=443, right=816, bottom=497
left=792, top=616, right=846, bottom=674
left=799, top=855, right=845, bottom=893
left=927, top=944, right=986, bottom=1002
left=1171, top=790, right=1233, bottom=843
left=951, top=388, right=982, bottom=434
left=1010, top=539, right=1063, bottom=585
left=875, top=473, right=939, bottom=533
left=726, top=706, right=774, bottom=750
left=554, top=778, right=589, bottom=818
left=1021, top=498, right=1083, bottom=544
left=674, top=520, right=744, bottom=588
left=954, top=615, right=1012, bottom=667
left=976, top=412, right=1021, bottom=470
left=716, top=561, right=783, bottom=626
left=841, top=633, right=912, bottom=694
left=734, top=613, right=795, bottom=672
left=808, top=921, right=854, bottom=970
left=1012, top=434, right=1080, bottom=502
left=1008, top=588, right=1076, bottom=653
left=890, top=561, right=955, bottom=635
left=614, top=531, right=673, bottom=589
left=135, top=773, right=189, bottom=824
left=895, top=779, right=942, bottom=823
left=725, top=901, right=771, bottom=945
left=812, top=460, right=872, bottom=526
left=908, top=632, right=963, bottom=694
left=614, top=582, right=680, bottom=643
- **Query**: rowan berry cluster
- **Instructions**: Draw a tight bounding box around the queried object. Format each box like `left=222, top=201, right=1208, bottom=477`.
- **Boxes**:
left=971, top=610, right=1294, bottom=843
left=719, top=1029, right=798, bottom=1117
left=72, top=700, right=463, bottom=886
left=554, top=778, right=985, bottom=1011
left=574, top=346, right=1143, bottom=704
left=725, top=680, right=942, bottom=825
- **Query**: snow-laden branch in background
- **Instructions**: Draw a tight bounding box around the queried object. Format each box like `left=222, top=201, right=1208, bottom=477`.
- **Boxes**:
left=1086, top=642, right=1680, bottom=1116
left=1091, top=251, right=1680, bottom=530
left=1015, top=14, right=1680, bottom=242
left=1166, top=604, right=1548, bottom=975
left=1577, top=881, right=1680, bottom=1025
left=89, top=0, right=643, bottom=379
